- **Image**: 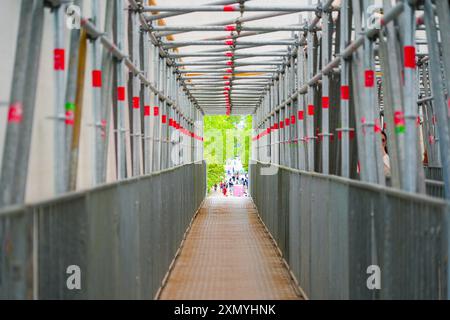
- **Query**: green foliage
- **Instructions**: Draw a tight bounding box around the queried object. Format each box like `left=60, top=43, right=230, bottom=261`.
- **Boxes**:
left=207, top=163, right=225, bottom=191
left=204, top=115, right=252, bottom=192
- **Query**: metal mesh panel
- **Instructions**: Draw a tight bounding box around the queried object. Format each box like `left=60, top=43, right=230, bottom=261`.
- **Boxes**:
left=251, top=162, right=449, bottom=299
left=0, top=162, right=206, bottom=299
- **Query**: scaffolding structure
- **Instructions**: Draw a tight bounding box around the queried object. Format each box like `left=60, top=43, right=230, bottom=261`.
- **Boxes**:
left=0, top=0, right=450, bottom=300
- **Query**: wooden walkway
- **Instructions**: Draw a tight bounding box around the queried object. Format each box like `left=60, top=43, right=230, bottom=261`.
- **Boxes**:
left=158, top=195, right=302, bottom=300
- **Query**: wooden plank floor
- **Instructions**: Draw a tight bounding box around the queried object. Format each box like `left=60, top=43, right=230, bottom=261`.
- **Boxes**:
left=158, top=195, right=302, bottom=300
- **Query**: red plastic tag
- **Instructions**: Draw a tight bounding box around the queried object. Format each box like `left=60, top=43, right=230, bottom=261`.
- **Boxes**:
left=117, top=87, right=125, bottom=101
left=404, top=46, right=416, bottom=69
left=144, top=106, right=151, bottom=116
left=7, top=102, right=23, bottom=123
left=225, top=25, right=236, bottom=31
left=341, top=85, right=350, bottom=100
left=154, top=106, right=159, bottom=116
left=322, top=97, right=329, bottom=109
left=223, top=5, right=236, bottom=11
left=364, top=70, right=375, bottom=87
left=162, top=115, right=167, bottom=124
left=308, top=104, right=314, bottom=116
left=298, top=110, right=304, bottom=120
left=291, top=115, right=296, bottom=124
left=132, top=97, right=140, bottom=109
left=54, top=48, right=65, bottom=71
left=92, top=70, right=102, bottom=87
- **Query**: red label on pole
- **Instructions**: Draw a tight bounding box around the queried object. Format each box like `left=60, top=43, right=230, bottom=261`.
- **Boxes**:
left=226, top=69, right=233, bottom=73
left=132, top=97, right=140, bottom=109
left=404, top=46, right=416, bottom=68
left=223, top=76, right=230, bottom=80
left=54, top=48, right=65, bottom=71
left=65, top=110, right=74, bottom=125
left=374, top=118, right=381, bottom=133
left=226, top=61, right=233, bottom=66
left=92, top=70, right=102, bottom=87
left=364, top=70, right=375, bottom=87
left=117, top=87, right=125, bottom=101
left=274, top=123, right=279, bottom=129
left=285, top=118, right=290, bottom=126
left=169, top=118, right=173, bottom=127
left=223, top=5, right=236, bottom=11
left=154, top=106, right=159, bottom=116
left=7, top=102, right=23, bottom=123
left=298, top=110, right=304, bottom=120
left=225, top=52, right=233, bottom=58
left=162, top=115, right=167, bottom=124
left=225, top=25, right=236, bottom=31
left=291, top=115, right=296, bottom=124
left=279, top=121, right=284, bottom=129
left=341, top=85, right=350, bottom=100
left=308, top=104, right=314, bottom=116
left=225, top=40, right=234, bottom=46
left=322, top=97, right=329, bottom=109
left=144, top=106, right=151, bottom=116
left=266, top=128, right=271, bottom=134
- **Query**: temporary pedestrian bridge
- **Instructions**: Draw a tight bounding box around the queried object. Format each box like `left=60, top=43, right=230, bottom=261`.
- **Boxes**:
left=0, top=0, right=450, bottom=300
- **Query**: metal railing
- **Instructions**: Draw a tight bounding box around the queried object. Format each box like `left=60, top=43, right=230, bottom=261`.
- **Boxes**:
left=0, top=162, right=206, bottom=299
left=250, top=161, right=450, bottom=299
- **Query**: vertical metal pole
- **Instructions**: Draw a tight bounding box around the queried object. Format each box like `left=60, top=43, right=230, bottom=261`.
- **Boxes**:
left=69, top=29, right=88, bottom=191
left=99, top=0, right=115, bottom=183
left=306, top=5, right=315, bottom=171
left=339, top=0, right=352, bottom=178
left=321, top=4, right=330, bottom=175
left=402, top=0, right=419, bottom=192
left=53, top=4, right=66, bottom=193
left=90, top=0, right=102, bottom=185
left=131, top=10, right=142, bottom=176
left=143, top=31, right=152, bottom=174
left=116, top=0, right=127, bottom=179
left=423, top=0, right=450, bottom=200
left=0, top=0, right=44, bottom=206
left=64, top=0, right=82, bottom=189
left=297, top=45, right=307, bottom=170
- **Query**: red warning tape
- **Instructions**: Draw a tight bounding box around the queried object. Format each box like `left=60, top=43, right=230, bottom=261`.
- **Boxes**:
left=364, top=70, right=375, bottom=87
left=117, top=87, right=125, bottom=101
left=92, top=70, right=102, bottom=87
left=341, top=85, right=350, bottom=100
left=322, top=97, right=329, bottom=109
left=54, top=48, right=65, bottom=71
left=7, top=102, right=23, bottom=123
left=132, top=97, right=140, bottom=109
left=223, top=5, right=236, bottom=11
left=225, top=25, right=236, bottom=31
left=404, top=46, right=416, bottom=69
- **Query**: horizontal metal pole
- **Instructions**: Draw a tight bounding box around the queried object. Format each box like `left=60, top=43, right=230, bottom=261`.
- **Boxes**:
left=182, top=76, right=273, bottom=79
left=143, top=4, right=319, bottom=13
left=180, top=69, right=278, bottom=74
left=162, top=40, right=296, bottom=47
left=169, top=52, right=287, bottom=58
left=151, top=25, right=306, bottom=32
left=175, top=61, right=284, bottom=66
